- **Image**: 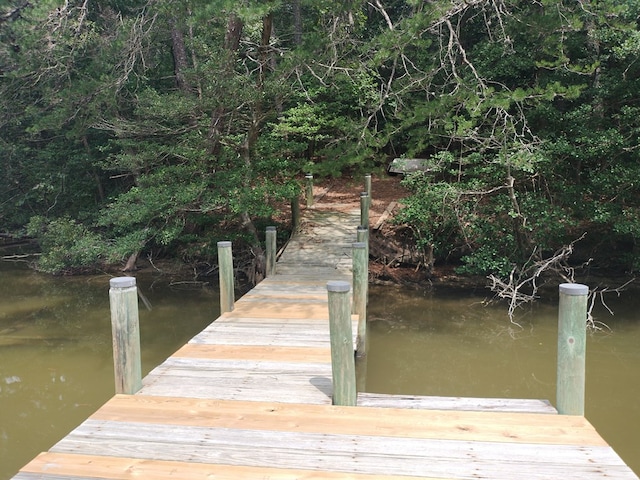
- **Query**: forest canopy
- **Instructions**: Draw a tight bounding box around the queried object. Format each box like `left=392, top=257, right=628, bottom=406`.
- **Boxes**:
left=1, top=0, right=640, bottom=281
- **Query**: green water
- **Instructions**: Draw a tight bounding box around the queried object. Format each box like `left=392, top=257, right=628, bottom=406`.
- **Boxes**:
left=1, top=259, right=638, bottom=478
left=0, top=261, right=218, bottom=479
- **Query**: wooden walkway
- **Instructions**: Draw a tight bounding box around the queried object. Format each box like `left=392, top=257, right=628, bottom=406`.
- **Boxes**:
left=13, top=199, right=638, bottom=479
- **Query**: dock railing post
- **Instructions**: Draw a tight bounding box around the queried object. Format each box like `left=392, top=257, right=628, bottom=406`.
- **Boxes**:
left=557, top=283, right=588, bottom=415
left=327, top=280, right=357, bottom=406
left=305, top=174, right=314, bottom=207
left=291, top=197, right=300, bottom=231
left=266, top=226, right=277, bottom=278
left=352, top=242, right=368, bottom=355
left=360, top=192, right=370, bottom=228
left=356, top=226, right=369, bottom=307
left=218, top=241, right=235, bottom=314
left=109, top=277, right=142, bottom=395
left=364, top=173, right=372, bottom=200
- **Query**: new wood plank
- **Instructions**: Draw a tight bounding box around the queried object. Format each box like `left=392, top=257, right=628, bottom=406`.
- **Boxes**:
left=18, top=452, right=435, bottom=480
left=173, top=344, right=332, bottom=363
left=223, top=301, right=330, bottom=319
left=93, top=395, right=603, bottom=447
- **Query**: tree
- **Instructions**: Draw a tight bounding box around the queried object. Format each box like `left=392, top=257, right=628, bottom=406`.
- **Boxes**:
left=2, top=0, right=640, bottom=286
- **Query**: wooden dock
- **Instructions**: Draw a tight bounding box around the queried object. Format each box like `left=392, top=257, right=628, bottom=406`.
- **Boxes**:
left=13, top=197, right=638, bottom=479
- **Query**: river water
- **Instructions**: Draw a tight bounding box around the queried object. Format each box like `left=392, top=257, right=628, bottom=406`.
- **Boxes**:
left=0, top=260, right=218, bottom=478
left=1, top=260, right=639, bottom=478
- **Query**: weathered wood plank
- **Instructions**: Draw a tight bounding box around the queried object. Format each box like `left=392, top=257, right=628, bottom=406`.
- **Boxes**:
left=358, top=393, right=558, bottom=414
left=234, top=296, right=330, bottom=306
left=189, top=326, right=333, bottom=347
left=139, top=380, right=333, bottom=403
left=50, top=420, right=636, bottom=479
left=139, top=359, right=334, bottom=402
left=144, top=357, right=333, bottom=377
left=244, top=290, right=328, bottom=300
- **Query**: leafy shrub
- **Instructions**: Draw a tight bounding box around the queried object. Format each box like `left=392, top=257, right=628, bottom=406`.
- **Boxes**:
left=27, top=216, right=106, bottom=274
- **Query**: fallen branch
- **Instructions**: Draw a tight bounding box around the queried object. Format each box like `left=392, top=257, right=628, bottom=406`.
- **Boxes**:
left=373, top=201, right=397, bottom=230
left=2, top=253, right=42, bottom=259
left=487, top=235, right=586, bottom=325
left=586, top=278, right=636, bottom=331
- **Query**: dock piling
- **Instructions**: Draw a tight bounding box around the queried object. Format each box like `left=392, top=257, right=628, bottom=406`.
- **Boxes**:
left=218, top=241, right=235, bottom=314
left=305, top=174, right=314, bottom=207
left=557, top=283, right=588, bottom=415
left=360, top=192, right=370, bottom=227
left=291, top=197, right=300, bottom=230
left=109, top=277, right=142, bottom=395
left=364, top=173, right=372, bottom=200
left=356, top=225, right=369, bottom=259
left=327, top=280, right=357, bottom=406
left=352, top=242, right=368, bottom=355
left=266, top=226, right=277, bottom=278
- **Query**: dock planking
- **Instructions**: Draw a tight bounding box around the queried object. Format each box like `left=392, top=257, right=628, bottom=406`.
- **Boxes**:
left=13, top=204, right=638, bottom=479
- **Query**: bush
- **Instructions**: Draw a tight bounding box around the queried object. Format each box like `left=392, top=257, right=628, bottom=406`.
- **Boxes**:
left=27, top=216, right=106, bottom=274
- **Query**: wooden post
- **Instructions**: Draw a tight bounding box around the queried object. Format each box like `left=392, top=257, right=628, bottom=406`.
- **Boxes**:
left=291, top=197, right=300, bottom=231
left=557, top=283, right=588, bottom=415
left=352, top=242, right=368, bottom=355
left=364, top=173, right=372, bottom=200
left=305, top=174, right=314, bottom=207
left=360, top=192, right=369, bottom=227
left=266, top=226, right=276, bottom=278
left=357, top=225, right=369, bottom=305
left=109, top=277, right=142, bottom=395
left=357, top=225, right=368, bottom=254
left=327, top=280, right=357, bottom=406
left=217, top=241, right=235, bottom=314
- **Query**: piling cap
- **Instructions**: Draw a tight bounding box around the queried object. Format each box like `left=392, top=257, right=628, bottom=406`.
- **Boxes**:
left=110, top=276, right=136, bottom=288
left=360, top=192, right=369, bottom=197
left=266, top=226, right=276, bottom=232
left=217, top=241, right=232, bottom=248
left=559, top=283, right=589, bottom=296
left=327, top=280, right=351, bottom=293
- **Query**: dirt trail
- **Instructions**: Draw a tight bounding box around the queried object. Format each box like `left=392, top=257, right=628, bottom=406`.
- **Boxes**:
left=310, top=174, right=432, bottom=286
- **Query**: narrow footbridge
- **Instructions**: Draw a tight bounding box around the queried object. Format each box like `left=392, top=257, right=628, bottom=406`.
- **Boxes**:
left=14, top=186, right=638, bottom=479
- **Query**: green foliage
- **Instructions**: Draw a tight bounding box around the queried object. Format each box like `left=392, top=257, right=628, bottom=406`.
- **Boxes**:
left=396, top=148, right=579, bottom=276
left=3, top=0, right=640, bottom=277
left=26, top=216, right=106, bottom=274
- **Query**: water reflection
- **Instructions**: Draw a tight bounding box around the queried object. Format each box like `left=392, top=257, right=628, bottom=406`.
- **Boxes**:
left=365, top=284, right=640, bottom=476
left=0, top=261, right=218, bottom=479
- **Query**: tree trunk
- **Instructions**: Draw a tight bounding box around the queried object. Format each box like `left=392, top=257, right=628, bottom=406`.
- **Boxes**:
left=122, top=252, right=139, bottom=272
left=169, top=16, right=190, bottom=92
left=505, top=175, right=533, bottom=260
left=209, top=14, right=244, bottom=154
left=240, top=210, right=265, bottom=284
left=82, top=135, right=104, bottom=203
left=293, top=0, right=302, bottom=46
left=224, top=13, right=243, bottom=51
